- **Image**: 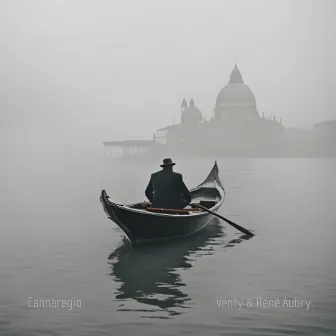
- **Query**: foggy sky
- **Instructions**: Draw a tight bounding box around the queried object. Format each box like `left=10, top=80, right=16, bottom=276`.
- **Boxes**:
left=1, top=0, right=335, bottom=153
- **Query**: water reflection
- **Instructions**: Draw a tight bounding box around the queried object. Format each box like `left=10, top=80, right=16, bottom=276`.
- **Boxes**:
left=108, top=219, right=251, bottom=318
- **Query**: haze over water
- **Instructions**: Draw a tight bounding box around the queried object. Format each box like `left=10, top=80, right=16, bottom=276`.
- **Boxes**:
left=1, top=154, right=336, bottom=335
left=1, top=0, right=336, bottom=335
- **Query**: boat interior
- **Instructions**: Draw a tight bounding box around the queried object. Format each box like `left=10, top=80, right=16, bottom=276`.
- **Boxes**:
left=129, top=185, right=221, bottom=215
left=190, top=186, right=221, bottom=205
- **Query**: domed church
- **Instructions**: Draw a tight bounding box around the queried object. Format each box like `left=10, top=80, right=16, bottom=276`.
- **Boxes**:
left=214, top=64, right=260, bottom=124
left=105, top=64, right=332, bottom=158
left=181, top=98, right=203, bottom=125
left=155, top=64, right=284, bottom=154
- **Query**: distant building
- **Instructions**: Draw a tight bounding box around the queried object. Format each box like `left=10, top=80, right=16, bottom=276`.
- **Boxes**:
left=154, top=65, right=285, bottom=156
left=103, top=140, right=154, bottom=158
left=103, top=65, right=335, bottom=158
left=214, top=64, right=260, bottom=124
left=314, top=120, right=336, bottom=135
left=313, top=120, right=336, bottom=157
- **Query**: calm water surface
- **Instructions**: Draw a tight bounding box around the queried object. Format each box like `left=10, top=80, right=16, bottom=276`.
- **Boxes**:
left=1, top=156, right=335, bottom=335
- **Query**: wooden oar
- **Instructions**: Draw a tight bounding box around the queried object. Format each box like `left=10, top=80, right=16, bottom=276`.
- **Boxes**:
left=191, top=203, right=254, bottom=237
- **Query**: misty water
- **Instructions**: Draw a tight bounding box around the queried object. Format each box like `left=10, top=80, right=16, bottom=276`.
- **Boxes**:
left=1, top=155, right=336, bottom=335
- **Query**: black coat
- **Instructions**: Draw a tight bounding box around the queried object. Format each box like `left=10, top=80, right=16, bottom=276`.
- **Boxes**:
left=145, top=169, right=191, bottom=209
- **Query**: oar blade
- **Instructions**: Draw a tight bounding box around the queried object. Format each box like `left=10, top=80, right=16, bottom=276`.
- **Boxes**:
left=192, top=203, right=254, bottom=237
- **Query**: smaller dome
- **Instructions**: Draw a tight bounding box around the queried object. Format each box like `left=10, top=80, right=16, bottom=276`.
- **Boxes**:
left=181, top=99, right=202, bottom=124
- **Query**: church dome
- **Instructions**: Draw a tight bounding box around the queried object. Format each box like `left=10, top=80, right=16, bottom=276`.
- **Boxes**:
left=216, top=65, right=256, bottom=108
left=181, top=98, right=202, bottom=124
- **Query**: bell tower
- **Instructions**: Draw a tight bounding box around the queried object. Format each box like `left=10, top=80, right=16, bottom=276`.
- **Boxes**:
left=181, top=98, right=187, bottom=113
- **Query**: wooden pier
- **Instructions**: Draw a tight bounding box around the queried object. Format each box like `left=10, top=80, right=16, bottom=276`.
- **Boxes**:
left=103, top=140, right=155, bottom=158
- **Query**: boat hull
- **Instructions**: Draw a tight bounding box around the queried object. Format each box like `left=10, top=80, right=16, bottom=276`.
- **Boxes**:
left=101, top=199, right=219, bottom=244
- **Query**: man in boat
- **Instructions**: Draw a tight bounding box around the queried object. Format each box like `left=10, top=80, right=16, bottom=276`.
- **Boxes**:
left=145, top=158, right=191, bottom=209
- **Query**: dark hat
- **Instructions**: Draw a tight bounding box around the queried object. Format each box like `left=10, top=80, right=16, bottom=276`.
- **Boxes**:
left=160, top=158, right=176, bottom=167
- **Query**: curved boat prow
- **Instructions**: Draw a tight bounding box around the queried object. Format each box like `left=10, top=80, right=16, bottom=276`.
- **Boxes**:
left=100, top=190, right=109, bottom=214
left=197, top=161, right=224, bottom=190
left=100, top=189, right=107, bottom=199
left=100, top=190, right=110, bottom=207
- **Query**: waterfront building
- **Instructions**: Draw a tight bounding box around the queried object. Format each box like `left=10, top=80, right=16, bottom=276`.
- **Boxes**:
left=103, top=65, right=334, bottom=158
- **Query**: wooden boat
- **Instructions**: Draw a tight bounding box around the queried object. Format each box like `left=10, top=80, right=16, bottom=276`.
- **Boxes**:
left=100, top=161, right=225, bottom=244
